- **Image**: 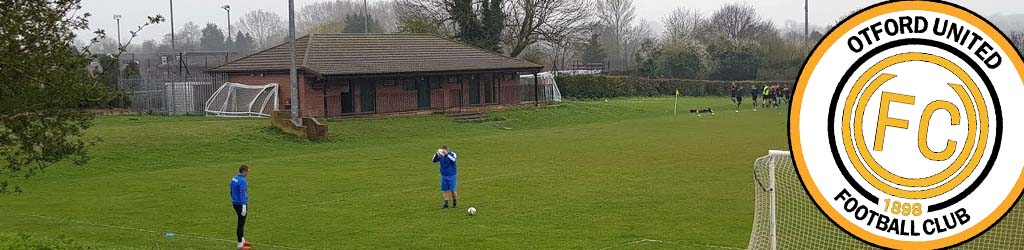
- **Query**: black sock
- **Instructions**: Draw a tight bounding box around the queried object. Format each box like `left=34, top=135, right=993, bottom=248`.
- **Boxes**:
left=453, top=199, right=457, bottom=207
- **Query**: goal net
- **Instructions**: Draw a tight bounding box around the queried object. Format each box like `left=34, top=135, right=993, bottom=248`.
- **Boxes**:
left=748, top=150, right=1024, bottom=250
left=205, top=82, right=279, bottom=117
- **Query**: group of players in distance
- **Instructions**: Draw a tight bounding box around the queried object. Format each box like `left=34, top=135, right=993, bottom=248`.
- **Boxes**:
left=226, top=145, right=470, bottom=249
left=731, top=83, right=792, bottom=111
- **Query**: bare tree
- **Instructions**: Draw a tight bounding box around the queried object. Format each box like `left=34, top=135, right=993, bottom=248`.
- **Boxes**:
left=237, top=9, right=287, bottom=50
left=297, top=0, right=399, bottom=35
left=174, top=22, right=202, bottom=51
left=503, top=0, right=594, bottom=57
left=697, top=4, right=777, bottom=41
left=596, top=0, right=637, bottom=70
left=622, top=18, right=654, bottom=69
left=1010, top=31, right=1024, bottom=55
left=395, top=0, right=458, bottom=36
left=662, top=7, right=704, bottom=42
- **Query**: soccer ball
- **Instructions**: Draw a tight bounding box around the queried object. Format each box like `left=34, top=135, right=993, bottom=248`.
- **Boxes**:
left=467, top=207, right=477, bottom=216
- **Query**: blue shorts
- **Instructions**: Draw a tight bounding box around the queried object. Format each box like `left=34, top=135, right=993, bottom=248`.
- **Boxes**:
left=440, top=175, right=457, bottom=191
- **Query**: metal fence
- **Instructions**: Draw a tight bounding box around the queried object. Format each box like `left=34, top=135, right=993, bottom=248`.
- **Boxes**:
left=117, top=75, right=229, bottom=115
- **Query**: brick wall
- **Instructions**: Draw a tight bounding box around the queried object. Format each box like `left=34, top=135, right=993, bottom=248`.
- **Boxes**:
left=230, top=71, right=525, bottom=117
left=228, top=73, right=325, bottom=117
left=377, top=79, right=418, bottom=113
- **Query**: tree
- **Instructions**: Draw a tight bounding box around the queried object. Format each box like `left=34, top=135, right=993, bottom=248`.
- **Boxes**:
left=237, top=9, right=287, bottom=50
left=1, top=0, right=162, bottom=193
left=141, top=40, right=158, bottom=54
left=397, top=15, right=444, bottom=34
left=519, top=48, right=547, bottom=65
left=311, top=19, right=346, bottom=34
left=622, top=19, right=654, bottom=70
left=656, top=40, right=710, bottom=79
left=756, top=36, right=811, bottom=80
left=504, top=0, right=593, bottom=57
left=596, top=0, right=638, bottom=70
left=663, top=8, right=704, bottom=42
left=200, top=23, right=227, bottom=51
left=697, top=4, right=777, bottom=42
left=1010, top=32, right=1024, bottom=56
left=396, top=0, right=457, bottom=36
left=177, top=22, right=202, bottom=51
left=706, top=38, right=762, bottom=80
left=581, top=33, right=607, bottom=63
left=90, top=37, right=120, bottom=55
left=343, top=14, right=383, bottom=33
left=298, top=0, right=399, bottom=35
left=633, top=38, right=661, bottom=78
left=234, top=32, right=256, bottom=56
left=446, top=0, right=503, bottom=51
left=478, top=0, right=505, bottom=52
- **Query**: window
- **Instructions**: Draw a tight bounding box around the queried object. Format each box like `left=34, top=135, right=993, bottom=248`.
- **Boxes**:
left=430, top=77, right=442, bottom=89
left=383, top=79, right=396, bottom=86
left=339, top=83, right=351, bottom=93
left=402, top=79, right=416, bottom=91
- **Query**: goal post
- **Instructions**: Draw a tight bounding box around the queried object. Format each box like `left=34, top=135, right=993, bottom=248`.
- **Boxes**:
left=748, top=150, right=1024, bottom=250
left=205, top=82, right=279, bottom=117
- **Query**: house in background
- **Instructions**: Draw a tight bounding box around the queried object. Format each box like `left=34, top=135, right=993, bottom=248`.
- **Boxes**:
left=207, top=33, right=545, bottom=117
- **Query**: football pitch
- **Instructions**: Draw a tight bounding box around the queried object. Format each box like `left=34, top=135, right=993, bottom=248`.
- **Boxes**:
left=0, top=97, right=790, bottom=249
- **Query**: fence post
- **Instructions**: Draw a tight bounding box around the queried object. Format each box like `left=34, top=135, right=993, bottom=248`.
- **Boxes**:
left=534, top=73, right=539, bottom=107
left=460, top=76, right=465, bottom=113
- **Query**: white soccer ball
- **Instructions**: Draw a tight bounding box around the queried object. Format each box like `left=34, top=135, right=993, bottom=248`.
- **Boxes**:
left=467, top=207, right=477, bottom=216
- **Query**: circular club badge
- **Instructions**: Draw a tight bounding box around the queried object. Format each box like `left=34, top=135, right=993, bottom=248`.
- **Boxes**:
left=791, top=1, right=1024, bottom=249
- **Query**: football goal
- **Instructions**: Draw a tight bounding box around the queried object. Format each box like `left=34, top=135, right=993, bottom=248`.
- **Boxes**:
left=748, top=151, right=1024, bottom=250
left=205, top=82, right=279, bottom=117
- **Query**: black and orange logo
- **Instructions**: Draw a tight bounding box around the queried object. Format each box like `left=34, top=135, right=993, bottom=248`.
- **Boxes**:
left=790, top=1, right=1024, bottom=248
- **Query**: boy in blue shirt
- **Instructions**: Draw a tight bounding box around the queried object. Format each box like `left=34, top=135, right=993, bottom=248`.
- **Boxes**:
left=432, top=145, right=458, bottom=208
left=229, top=165, right=249, bottom=249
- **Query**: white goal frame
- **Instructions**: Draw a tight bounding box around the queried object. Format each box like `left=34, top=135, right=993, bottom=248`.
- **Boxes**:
left=204, top=82, right=279, bottom=118
left=748, top=150, right=1024, bottom=250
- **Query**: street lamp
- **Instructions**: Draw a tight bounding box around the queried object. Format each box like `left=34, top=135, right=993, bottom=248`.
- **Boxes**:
left=113, top=14, right=122, bottom=47
left=221, top=5, right=231, bottom=42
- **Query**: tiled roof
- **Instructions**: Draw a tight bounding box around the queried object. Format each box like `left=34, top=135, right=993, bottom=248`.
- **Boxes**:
left=208, top=33, right=543, bottom=76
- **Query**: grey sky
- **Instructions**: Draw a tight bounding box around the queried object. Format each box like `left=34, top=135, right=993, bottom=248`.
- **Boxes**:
left=78, top=0, right=1024, bottom=43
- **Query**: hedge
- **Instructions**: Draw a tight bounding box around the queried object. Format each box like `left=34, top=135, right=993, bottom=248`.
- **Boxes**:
left=556, top=75, right=792, bottom=99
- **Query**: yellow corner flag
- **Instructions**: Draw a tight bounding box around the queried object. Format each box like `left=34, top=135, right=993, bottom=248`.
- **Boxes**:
left=673, top=89, right=680, bottom=115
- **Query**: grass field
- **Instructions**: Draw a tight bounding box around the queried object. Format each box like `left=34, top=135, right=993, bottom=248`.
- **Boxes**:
left=0, top=97, right=790, bottom=249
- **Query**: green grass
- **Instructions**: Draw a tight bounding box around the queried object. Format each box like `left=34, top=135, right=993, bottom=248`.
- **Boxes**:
left=0, top=97, right=789, bottom=249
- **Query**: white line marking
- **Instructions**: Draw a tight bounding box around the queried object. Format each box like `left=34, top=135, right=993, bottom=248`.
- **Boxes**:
left=13, top=212, right=310, bottom=250
left=594, top=238, right=745, bottom=250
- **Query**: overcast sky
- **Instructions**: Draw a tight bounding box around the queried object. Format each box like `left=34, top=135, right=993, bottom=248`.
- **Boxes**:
left=78, top=0, right=1024, bottom=42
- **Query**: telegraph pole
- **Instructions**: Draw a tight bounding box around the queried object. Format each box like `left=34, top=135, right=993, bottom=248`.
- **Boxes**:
left=170, top=0, right=175, bottom=50
left=364, top=0, right=369, bottom=33
left=804, top=0, right=809, bottom=42
left=289, top=0, right=301, bottom=125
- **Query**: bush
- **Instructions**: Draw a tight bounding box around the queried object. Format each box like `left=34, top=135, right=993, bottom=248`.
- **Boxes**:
left=556, top=74, right=789, bottom=99
left=657, top=41, right=711, bottom=79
